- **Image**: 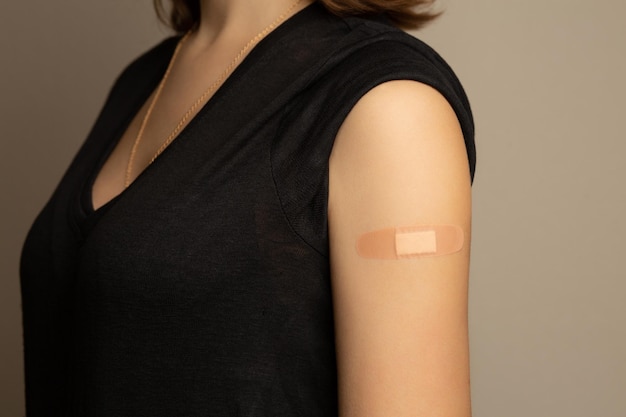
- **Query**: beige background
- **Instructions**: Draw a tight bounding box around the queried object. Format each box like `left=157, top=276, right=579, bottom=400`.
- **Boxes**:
left=2, top=1, right=625, bottom=415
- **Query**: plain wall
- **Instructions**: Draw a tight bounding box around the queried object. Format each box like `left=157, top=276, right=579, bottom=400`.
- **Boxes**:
left=2, top=1, right=625, bottom=415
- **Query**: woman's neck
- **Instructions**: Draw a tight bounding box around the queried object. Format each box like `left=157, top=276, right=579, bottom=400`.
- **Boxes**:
left=194, top=0, right=312, bottom=47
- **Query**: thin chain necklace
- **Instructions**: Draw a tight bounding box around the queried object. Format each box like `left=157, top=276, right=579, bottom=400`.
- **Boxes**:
left=124, top=0, right=304, bottom=188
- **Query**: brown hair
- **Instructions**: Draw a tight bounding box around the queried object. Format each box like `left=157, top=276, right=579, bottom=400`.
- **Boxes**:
left=153, top=0, right=440, bottom=33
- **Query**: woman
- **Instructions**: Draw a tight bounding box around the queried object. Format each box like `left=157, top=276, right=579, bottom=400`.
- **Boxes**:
left=20, top=0, right=475, bottom=415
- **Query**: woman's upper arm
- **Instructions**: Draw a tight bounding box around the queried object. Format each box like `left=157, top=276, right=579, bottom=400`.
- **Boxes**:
left=328, top=80, right=472, bottom=417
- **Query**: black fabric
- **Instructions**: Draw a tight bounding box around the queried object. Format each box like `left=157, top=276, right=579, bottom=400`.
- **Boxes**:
left=20, top=3, right=475, bottom=416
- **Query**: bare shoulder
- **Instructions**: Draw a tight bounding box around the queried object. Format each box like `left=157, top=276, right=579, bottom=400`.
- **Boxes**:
left=328, top=80, right=472, bottom=417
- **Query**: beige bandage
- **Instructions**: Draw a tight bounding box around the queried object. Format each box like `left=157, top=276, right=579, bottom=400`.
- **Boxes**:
left=356, top=225, right=464, bottom=259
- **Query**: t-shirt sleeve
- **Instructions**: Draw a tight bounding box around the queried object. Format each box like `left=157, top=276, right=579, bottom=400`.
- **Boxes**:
left=271, top=32, right=476, bottom=257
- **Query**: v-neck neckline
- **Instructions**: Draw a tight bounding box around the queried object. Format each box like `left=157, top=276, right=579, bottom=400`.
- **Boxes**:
left=79, top=2, right=319, bottom=223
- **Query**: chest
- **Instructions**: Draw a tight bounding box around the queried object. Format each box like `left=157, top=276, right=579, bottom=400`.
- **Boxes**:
left=91, top=40, right=255, bottom=211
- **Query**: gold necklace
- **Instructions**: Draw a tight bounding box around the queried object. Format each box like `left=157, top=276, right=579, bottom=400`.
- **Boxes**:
left=124, top=0, right=304, bottom=188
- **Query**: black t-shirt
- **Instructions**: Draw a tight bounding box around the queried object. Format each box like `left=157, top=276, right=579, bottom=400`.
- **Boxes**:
left=20, top=3, right=475, bottom=416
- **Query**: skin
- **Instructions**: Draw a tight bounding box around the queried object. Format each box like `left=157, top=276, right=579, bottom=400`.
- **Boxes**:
left=329, top=80, right=472, bottom=416
left=92, top=1, right=472, bottom=415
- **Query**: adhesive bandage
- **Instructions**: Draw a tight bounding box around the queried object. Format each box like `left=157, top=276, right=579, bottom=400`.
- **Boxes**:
left=356, top=225, right=464, bottom=259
